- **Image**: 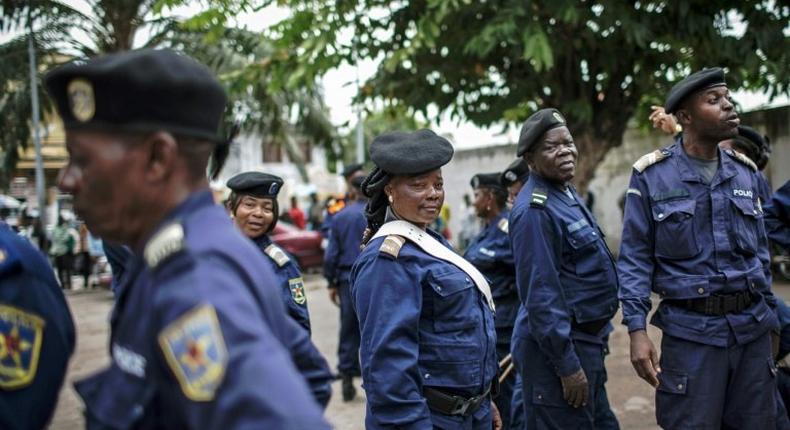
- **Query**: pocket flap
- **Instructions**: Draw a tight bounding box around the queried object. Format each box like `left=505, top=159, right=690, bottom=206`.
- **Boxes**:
left=731, top=197, right=759, bottom=218
left=653, top=199, right=695, bottom=222
left=566, top=228, right=598, bottom=250
left=657, top=369, right=688, bottom=394
left=428, top=271, right=475, bottom=297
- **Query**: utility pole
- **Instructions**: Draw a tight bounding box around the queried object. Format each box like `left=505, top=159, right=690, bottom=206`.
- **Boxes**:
left=27, top=2, right=47, bottom=229
left=354, top=63, right=364, bottom=164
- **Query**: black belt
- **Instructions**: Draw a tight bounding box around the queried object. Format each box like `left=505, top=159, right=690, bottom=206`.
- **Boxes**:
left=572, top=318, right=609, bottom=336
left=424, top=385, right=491, bottom=417
left=666, top=290, right=753, bottom=316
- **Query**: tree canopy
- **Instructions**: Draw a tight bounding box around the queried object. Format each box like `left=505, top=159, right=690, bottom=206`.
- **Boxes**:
left=267, top=0, right=790, bottom=188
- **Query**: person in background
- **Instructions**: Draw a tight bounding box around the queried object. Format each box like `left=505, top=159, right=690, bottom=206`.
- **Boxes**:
left=0, top=222, right=75, bottom=430
left=457, top=193, right=479, bottom=251
left=226, top=172, right=313, bottom=333
left=500, top=158, right=530, bottom=206
left=49, top=215, right=76, bottom=290
left=464, top=172, right=518, bottom=430
left=76, top=223, right=93, bottom=288
left=324, top=174, right=368, bottom=402
left=307, top=192, right=324, bottom=230
left=765, top=180, right=790, bottom=251
left=289, top=195, right=307, bottom=230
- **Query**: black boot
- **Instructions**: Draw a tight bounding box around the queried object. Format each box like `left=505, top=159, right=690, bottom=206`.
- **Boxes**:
left=342, top=374, right=356, bottom=402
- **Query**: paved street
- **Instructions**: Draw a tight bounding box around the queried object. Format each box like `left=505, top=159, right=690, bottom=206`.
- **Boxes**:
left=49, top=275, right=790, bottom=429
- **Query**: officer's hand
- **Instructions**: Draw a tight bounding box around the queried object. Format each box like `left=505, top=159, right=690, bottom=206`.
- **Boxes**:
left=491, top=400, right=503, bottom=430
left=630, top=329, right=661, bottom=387
left=649, top=105, right=680, bottom=136
left=772, top=331, right=780, bottom=359
left=328, top=288, right=340, bottom=306
left=560, top=368, right=588, bottom=408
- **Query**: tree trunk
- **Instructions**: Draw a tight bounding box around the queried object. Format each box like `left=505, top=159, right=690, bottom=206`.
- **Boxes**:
left=282, top=132, right=310, bottom=182
left=570, top=128, right=625, bottom=196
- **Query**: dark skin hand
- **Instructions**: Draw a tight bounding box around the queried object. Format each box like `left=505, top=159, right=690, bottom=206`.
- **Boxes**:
left=491, top=401, right=503, bottom=430
left=328, top=287, right=340, bottom=307
left=560, top=368, right=589, bottom=408
left=629, top=330, right=661, bottom=387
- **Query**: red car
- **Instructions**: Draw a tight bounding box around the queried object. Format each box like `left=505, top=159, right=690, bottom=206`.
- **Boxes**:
left=271, top=221, right=324, bottom=269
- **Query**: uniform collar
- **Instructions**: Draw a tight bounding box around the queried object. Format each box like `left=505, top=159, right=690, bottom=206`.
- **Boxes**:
left=253, top=234, right=273, bottom=248
left=532, top=174, right=579, bottom=208
left=673, top=138, right=737, bottom=187
left=136, top=189, right=215, bottom=254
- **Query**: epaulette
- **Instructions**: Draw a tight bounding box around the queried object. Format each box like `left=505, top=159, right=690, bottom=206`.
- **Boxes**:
left=379, top=235, right=405, bottom=259
left=497, top=218, right=509, bottom=234
left=530, top=187, right=548, bottom=208
left=264, top=244, right=290, bottom=267
left=144, top=223, right=185, bottom=269
left=724, top=149, right=757, bottom=172
left=633, top=149, right=671, bottom=173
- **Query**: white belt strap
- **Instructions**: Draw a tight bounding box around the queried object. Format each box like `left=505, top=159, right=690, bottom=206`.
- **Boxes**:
left=372, top=220, right=495, bottom=311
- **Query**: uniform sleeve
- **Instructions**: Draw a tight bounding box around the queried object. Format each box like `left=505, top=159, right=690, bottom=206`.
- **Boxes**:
left=765, top=180, right=790, bottom=250
left=152, top=255, right=329, bottom=429
left=278, top=311, right=334, bottom=408
left=322, top=215, right=341, bottom=285
left=617, top=172, right=655, bottom=333
left=351, top=253, right=433, bottom=429
left=279, top=264, right=312, bottom=333
left=511, top=206, right=580, bottom=377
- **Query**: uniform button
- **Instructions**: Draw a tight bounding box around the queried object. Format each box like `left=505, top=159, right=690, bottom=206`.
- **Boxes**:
left=571, top=240, right=576, bottom=245
left=436, top=286, right=442, bottom=292
left=424, top=373, right=431, bottom=379
left=677, top=384, right=684, bottom=390
left=592, top=232, right=597, bottom=236
left=657, top=213, right=664, bottom=219
left=537, top=394, right=543, bottom=400
left=465, top=278, right=471, bottom=283
left=698, top=287, right=705, bottom=294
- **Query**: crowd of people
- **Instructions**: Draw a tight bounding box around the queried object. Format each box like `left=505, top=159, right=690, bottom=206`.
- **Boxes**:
left=1, top=47, right=789, bottom=430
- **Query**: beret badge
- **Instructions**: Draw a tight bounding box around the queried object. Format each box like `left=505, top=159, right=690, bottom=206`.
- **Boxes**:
left=67, top=78, right=95, bottom=123
left=552, top=111, right=565, bottom=124
left=505, top=171, right=517, bottom=182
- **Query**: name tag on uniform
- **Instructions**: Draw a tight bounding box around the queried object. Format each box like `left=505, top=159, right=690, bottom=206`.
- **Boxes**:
left=733, top=189, right=753, bottom=198
left=567, top=219, right=589, bottom=233
left=112, top=343, right=147, bottom=378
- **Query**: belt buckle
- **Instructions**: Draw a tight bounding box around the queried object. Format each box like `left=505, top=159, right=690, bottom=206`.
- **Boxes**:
left=450, top=395, right=473, bottom=416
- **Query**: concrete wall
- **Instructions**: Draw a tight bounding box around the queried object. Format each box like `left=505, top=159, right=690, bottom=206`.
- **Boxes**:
left=445, top=104, right=790, bottom=253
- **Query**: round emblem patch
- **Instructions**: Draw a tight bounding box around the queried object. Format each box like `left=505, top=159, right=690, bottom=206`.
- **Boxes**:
left=67, top=79, right=95, bottom=123
left=552, top=111, right=565, bottom=124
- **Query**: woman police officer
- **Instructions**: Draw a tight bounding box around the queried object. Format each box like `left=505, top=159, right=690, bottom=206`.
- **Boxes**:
left=464, top=173, right=519, bottom=430
left=350, top=129, right=501, bottom=430
left=226, top=172, right=311, bottom=333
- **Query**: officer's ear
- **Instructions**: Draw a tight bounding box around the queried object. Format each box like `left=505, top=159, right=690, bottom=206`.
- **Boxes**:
left=142, top=131, right=179, bottom=183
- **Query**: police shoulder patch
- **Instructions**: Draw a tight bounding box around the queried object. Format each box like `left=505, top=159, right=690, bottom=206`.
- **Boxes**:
left=264, top=244, right=290, bottom=267
left=289, top=277, right=307, bottom=305
left=633, top=149, right=670, bottom=173
left=530, top=187, right=548, bottom=208
left=144, top=223, right=185, bottom=269
left=497, top=218, right=509, bottom=234
left=725, top=149, right=758, bottom=172
left=0, top=304, right=45, bottom=390
left=379, top=235, right=405, bottom=259
left=158, top=305, right=227, bottom=402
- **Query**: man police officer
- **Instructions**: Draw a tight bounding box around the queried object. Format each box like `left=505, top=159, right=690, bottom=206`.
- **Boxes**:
left=619, top=67, right=779, bottom=428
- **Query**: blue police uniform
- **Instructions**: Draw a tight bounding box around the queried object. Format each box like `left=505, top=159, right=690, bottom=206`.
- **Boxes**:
left=102, top=241, right=132, bottom=296
left=324, top=199, right=367, bottom=377
left=619, top=142, right=779, bottom=429
left=765, top=180, right=790, bottom=251
left=464, top=210, right=518, bottom=429
left=776, top=301, right=790, bottom=429
left=74, top=191, right=333, bottom=428
left=253, top=234, right=311, bottom=333
left=351, top=227, right=498, bottom=429
left=0, top=223, right=75, bottom=430
left=509, top=173, right=619, bottom=429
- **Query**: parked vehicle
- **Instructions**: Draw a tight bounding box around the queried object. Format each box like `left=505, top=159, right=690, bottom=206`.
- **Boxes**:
left=271, top=221, right=324, bottom=269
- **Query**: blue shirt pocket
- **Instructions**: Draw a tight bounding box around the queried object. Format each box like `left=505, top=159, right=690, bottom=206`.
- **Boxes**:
left=565, top=226, right=602, bottom=277
left=652, top=199, right=699, bottom=259
left=729, top=197, right=760, bottom=256
left=427, top=269, right=479, bottom=333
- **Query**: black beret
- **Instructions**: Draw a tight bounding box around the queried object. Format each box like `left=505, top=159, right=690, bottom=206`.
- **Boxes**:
left=664, top=68, right=726, bottom=114
left=227, top=172, right=283, bottom=198
left=500, top=158, right=530, bottom=187
left=369, top=129, right=454, bottom=175
left=517, top=108, right=567, bottom=156
left=341, top=163, right=364, bottom=178
left=470, top=173, right=504, bottom=191
left=737, top=125, right=766, bottom=150
left=44, top=48, right=227, bottom=141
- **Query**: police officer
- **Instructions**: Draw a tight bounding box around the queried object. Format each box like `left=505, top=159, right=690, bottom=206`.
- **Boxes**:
left=500, top=159, right=530, bottom=205
left=509, top=108, right=620, bottom=429
left=351, top=130, right=501, bottom=429
left=765, top=180, right=790, bottom=251
left=321, top=163, right=366, bottom=237
left=0, top=222, right=75, bottom=430
left=465, top=172, right=518, bottom=429
left=324, top=174, right=367, bottom=402
left=226, top=172, right=312, bottom=333
left=619, top=68, right=779, bottom=428
left=47, top=48, right=331, bottom=427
